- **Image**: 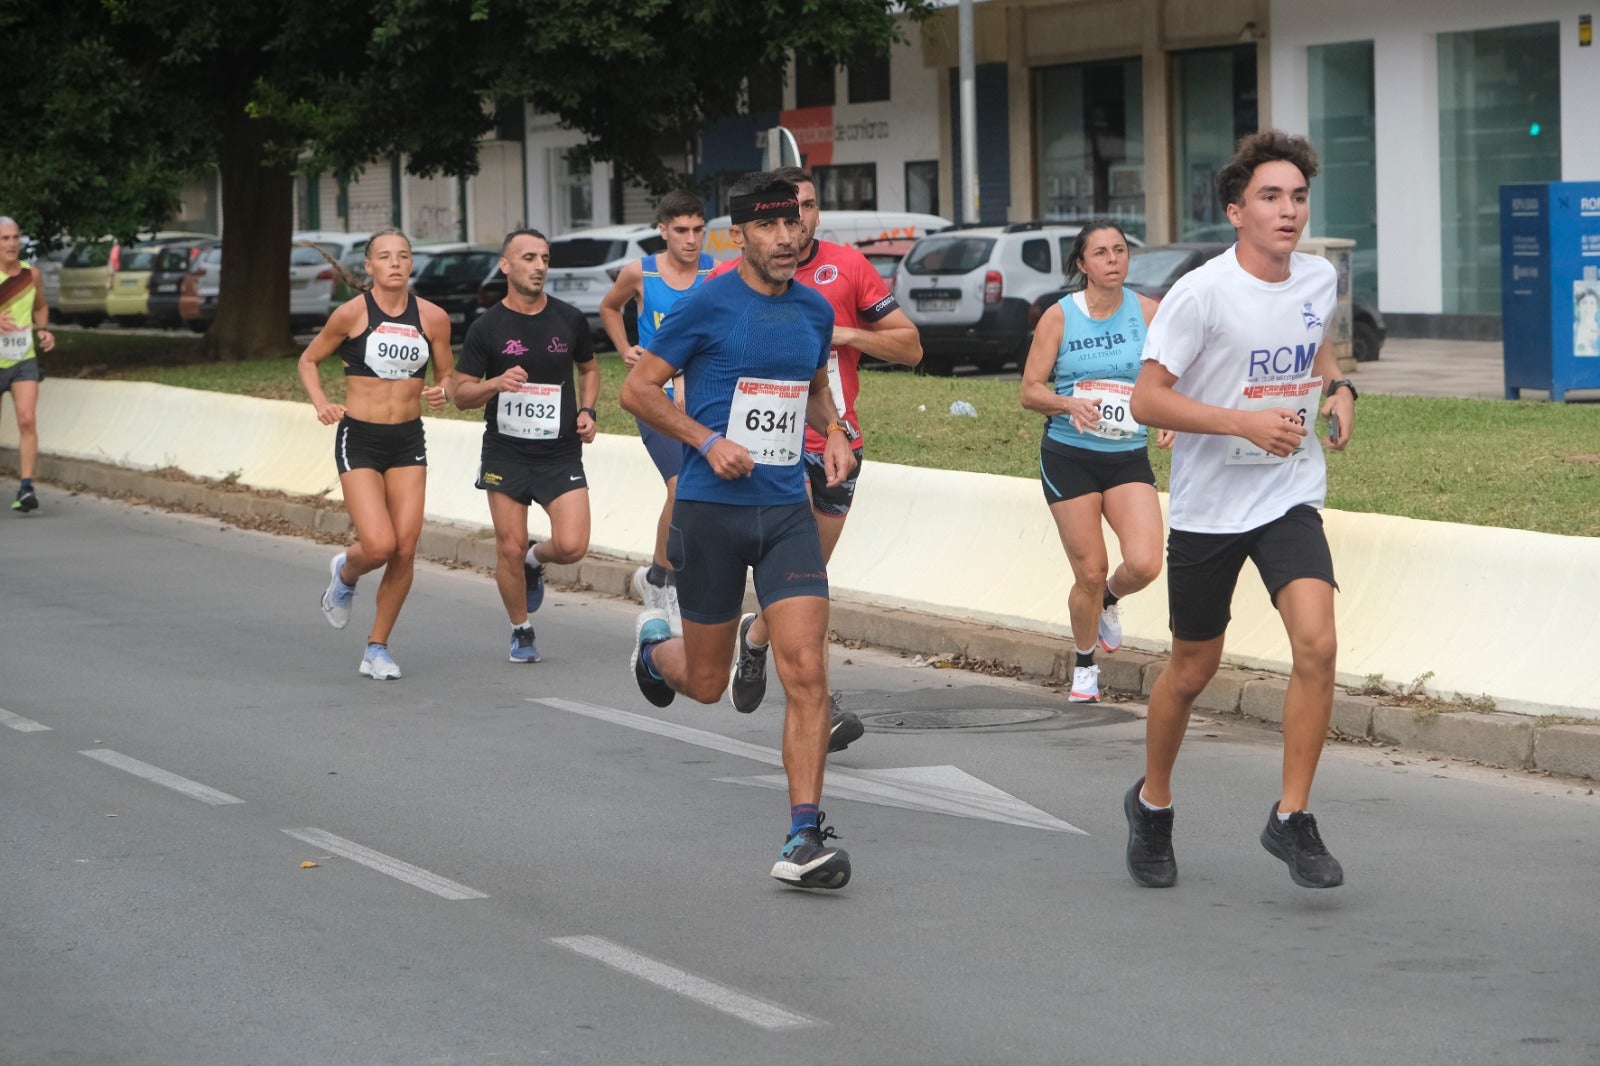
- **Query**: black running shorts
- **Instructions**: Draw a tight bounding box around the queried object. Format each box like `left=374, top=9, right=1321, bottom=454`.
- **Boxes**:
left=476, top=439, right=587, bottom=508
left=803, top=446, right=864, bottom=517
left=1039, top=440, right=1156, bottom=505
left=667, top=499, right=829, bottom=626
left=1166, top=504, right=1338, bottom=642
left=334, top=416, right=427, bottom=475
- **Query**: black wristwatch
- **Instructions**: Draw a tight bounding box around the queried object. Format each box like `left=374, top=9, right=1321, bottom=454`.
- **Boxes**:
left=578, top=406, right=598, bottom=421
left=1327, top=378, right=1358, bottom=401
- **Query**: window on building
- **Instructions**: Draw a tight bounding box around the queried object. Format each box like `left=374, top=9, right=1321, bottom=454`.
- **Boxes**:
left=906, top=160, right=939, bottom=217
left=552, top=147, right=593, bottom=233
left=1033, top=58, right=1145, bottom=241
left=1172, top=45, right=1257, bottom=241
left=848, top=48, right=891, bottom=104
left=815, top=163, right=877, bottom=210
left=1309, top=41, right=1377, bottom=306
left=795, top=52, right=837, bottom=109
left=1439, top=22, right=1561, bottom=315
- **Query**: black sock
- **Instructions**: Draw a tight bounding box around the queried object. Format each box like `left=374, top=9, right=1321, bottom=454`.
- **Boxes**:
left=19, top=478, right=32, bottom=491
left=646, top=563, right=668, bottom=587
left=1102, top=584, right=1120, bottom=609
left=1075, top=650, right=1095, bottom=668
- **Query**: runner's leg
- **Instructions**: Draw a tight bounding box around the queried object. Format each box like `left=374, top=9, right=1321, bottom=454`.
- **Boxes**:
left=339, top=469, right=399, bottom=583
left=763, top=594, right=832, bottom=807
left=487, top=490, right=532, bottom=626
left=646, top=617, right=740, bottom=703
left=1272, top=576, right=1337, bottom=812
left=11, top=379, right=39, bottom=481
left=1047, top=492, right=1109, bottom=654
left=1099, top=481, right=1164, bottom=599
left=535, top=487, right=590, bottom=566
left=367, top=465, right=425, bottom=646
left=1141, top=634, right=1224, bottom=807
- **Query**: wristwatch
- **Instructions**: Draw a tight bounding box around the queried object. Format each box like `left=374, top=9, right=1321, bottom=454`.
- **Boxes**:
left=826, top=419, right=860, bottom=442
left=1327, top=378, right=1358, bottom=401
left=578, top=406, right=598, bottom=420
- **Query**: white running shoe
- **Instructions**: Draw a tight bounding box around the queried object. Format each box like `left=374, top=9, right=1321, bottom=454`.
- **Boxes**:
left=662, top=581, right=683, bottom=636
left=321, top=553, right=353, bottom=629
left=359, top=644, right=401, bottom=680
left=1069, top=664, right=1100, bottom=703
left=1098, top=603, right=1123, bottom=654
left=630, top=566, right=659, bottom=608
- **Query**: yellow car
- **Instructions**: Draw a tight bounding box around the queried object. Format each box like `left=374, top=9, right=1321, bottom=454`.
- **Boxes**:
left=57, top=231, right=214, bottom=327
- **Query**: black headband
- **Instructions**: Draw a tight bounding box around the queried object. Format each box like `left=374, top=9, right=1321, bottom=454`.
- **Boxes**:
left=729, top=193, right=799, bottom=224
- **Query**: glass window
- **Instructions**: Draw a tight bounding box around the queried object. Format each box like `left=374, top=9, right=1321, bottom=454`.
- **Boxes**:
left=795, top=52, right=836, bottom=109
left=906, top=160, right=938, bottom=216
left=1439, top=22, right=1561, bottom=315
left=1034, top=58, right=1145, bottom=241
left=548, top=239, right=626, bottom=268
left=848, top=48, right=891, bottom=104
left=1172, top=45, right=1258, bottom=240
left=1308, top=41, right=1377, bottom=305
left=1020, top=238, right=1051, bottom=273
left=903, top=236, right=996, bottom=276
left=815, top=163, right=877, bottom=210
left=552, top=148, right=593, bottom=234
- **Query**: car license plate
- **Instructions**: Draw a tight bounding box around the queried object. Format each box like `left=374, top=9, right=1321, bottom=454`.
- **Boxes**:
left=917, top=299, right=956, bottom=313
left=448, top=311, right=466, bottom=323
left=291, top=278, right=309, bottom=289
left=121, top=279, right=140, bottom=289
left=154, top=282, right=178, bottom=293
left=552, top=278, right=588, bottom=293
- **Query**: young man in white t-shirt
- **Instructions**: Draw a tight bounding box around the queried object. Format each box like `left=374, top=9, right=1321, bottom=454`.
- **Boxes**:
left=1126, top=130, right=1357, bottom=890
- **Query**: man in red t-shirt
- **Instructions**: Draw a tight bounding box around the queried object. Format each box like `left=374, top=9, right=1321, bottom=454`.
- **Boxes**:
left=711, top=166, right=922, bottom=748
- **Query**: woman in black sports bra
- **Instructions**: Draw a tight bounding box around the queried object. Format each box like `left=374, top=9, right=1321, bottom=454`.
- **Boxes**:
left=296, top=227, right=455, bottom=681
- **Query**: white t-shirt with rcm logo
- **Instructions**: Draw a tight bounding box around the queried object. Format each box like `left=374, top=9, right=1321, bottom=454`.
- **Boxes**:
left=1142, top=247, right=1337, bottom=534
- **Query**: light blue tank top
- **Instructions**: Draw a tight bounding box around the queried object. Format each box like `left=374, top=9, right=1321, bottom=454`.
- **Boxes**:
left=1045, top=288, right=1148, bottom=453
left=638, top=253, right=714, bottom=352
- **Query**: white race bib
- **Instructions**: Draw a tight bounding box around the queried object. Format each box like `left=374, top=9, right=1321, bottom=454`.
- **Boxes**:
left=727, top=376, right=807, bottom=465
left=364, top=322, right=427, bottom=380
left=497, top=383, right=563, bottom=440
left=1225, top=377, right=1320, bottom=465
left=826, top=350, right=846, bottom=417
left=1073, top=378, right=1139, bottom=440
left=0, top=329, right=31, bottom=362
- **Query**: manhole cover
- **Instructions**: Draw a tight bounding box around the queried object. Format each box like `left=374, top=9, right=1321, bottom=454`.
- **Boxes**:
left=861, top=707, right=1059, bottom=730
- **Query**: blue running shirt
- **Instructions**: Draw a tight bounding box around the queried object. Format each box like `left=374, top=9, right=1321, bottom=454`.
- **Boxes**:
left=637, top=253, right=714, bottom=352
left=646, top=271, right=833, bottom=506
left=1045, top=289, right=1149, bottom=453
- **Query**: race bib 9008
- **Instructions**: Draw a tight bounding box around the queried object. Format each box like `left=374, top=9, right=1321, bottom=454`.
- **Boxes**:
left=363, top=322, right=427, bottom=380
left=1225, top=377, right=1321, bottom=465
left=497, top=382, right=562, bottom=440
left=726, top=376, right=807, bottom=465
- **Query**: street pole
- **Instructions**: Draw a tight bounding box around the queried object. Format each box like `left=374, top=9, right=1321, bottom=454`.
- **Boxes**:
left=958, top=0, right=979, bottom=224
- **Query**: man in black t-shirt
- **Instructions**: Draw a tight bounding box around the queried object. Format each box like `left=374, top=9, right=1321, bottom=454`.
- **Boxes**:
left=451, top=229, right=599, bottom=663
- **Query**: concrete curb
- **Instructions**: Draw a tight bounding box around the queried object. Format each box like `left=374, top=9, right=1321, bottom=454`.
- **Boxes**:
left=9, top=449, right=1599, bottom=785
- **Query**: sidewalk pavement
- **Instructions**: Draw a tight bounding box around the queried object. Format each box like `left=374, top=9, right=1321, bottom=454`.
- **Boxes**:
left=8, top=450, right=1599, bottom=786
left=1353, top=338, right=1507, bottom=399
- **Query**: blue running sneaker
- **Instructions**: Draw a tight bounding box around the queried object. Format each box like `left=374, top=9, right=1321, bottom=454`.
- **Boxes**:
left=524, top=557, right=545, bottom=614
left=359, top=643, right=401, bottom=680
left=321, top=553, right=354, bottom=629
left=631, top=609, right=675, bottom=707
left=771, top=814, right=851, bottom=889
left=509, top=625, right=541, bottom=663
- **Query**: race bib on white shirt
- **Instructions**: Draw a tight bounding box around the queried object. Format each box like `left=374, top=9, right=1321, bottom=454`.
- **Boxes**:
left=497, top=382, right=562, bottom=440
left=1073, top=378, right=1139, bottom=440
left=727, top=376, right=807, bottom=465
left=1225, top=377, right=1321, bottom=465
left=0, top=329, right=31, bottom=362
left=364, top=322, right=427, bottom=380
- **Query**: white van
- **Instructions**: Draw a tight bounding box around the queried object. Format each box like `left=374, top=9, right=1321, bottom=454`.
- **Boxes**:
left=701, top=210, right=951, bottom=261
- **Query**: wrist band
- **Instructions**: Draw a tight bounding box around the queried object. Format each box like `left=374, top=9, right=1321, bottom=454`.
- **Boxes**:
left=579, top=406, right=597, bottom=420
left=697, top=432, right=723, bottom=457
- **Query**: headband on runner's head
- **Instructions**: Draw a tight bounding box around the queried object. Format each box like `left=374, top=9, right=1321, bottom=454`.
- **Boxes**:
left=729, top=193, right=800, bottom=225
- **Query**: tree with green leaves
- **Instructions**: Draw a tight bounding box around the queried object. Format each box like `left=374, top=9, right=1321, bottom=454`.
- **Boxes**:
left=0, top=0, right=932, bottom=360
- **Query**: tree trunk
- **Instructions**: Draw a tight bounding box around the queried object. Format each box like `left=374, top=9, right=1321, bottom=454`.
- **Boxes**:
left=205, top=105, right=296, bottom=362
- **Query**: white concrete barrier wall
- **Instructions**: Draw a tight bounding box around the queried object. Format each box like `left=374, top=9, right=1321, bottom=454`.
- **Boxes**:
left=6, top=379, right=1597, bottom=719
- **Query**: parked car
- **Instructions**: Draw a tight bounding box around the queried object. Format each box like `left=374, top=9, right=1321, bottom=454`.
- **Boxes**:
left=894, top=222, right=1108, bottom=375
left=1027, top=240, right=1387, bottom=362
left=179, top=244, right=224, bottom=332
left=147, top=240, right=217, bottom=328
left=476, top=224, right=662, bottom=347
left=408, top=244, right=500, bottom=339
left=56, top=231, right=213, bottom=327
left=703, top=210, right=951, bottom=262
left=104, top=246, right=163, bottom=327
left=855, top=236, right=916, bottom=282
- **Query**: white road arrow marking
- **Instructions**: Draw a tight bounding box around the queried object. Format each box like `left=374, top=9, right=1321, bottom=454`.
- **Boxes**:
left=533, top=698, right=1085, bottom=835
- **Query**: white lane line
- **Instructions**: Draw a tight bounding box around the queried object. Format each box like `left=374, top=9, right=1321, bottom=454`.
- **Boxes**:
left=0, top=708, right=50, bottom=732
left=282, top=827, right=488, bottom=901
left=535, top=698, right=783, bottom=767
left=552, top=935, right=818, bottom=1031
left=79, top=749, right=244, bottom=805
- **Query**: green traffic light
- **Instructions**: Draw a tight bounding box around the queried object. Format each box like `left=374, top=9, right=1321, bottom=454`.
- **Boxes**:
left=1529, top=122, right=1542, bottom=136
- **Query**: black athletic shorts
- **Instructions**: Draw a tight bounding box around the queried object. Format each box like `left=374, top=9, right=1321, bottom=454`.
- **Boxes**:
left=334, top=416, right=426, bottom=475
left=667, top=499, right=829, bottom=625
left=1039, top=440, right=1156, bottom=504
left=476, top=439, right=587, bottom=507
left=803, top=446, right=864, bottom=517
left=0, top=358, right=42, bottom=393
left=1166, top=503, right=1338, bottom=642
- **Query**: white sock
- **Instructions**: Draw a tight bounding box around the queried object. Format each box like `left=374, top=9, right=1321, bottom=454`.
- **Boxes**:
left=513, top=620, right=533, bottom=633
left=525, top=545, right=541, bottom=567
left=1277, top=810, right=1298, bottom=823
left=1074, top=644, right=1096, bottom=658
left=1139, top=792, right=1172, bottom=812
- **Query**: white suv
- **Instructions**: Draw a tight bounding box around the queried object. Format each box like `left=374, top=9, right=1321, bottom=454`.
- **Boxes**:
left=893, top=223, right=1102, bottom=375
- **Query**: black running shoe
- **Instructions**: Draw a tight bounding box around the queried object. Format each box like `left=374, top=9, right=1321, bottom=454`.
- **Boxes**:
left=12, top=486, right=38, bottom=513
left=1123, top=776, right=1177, bottom=888
left=828, top=694, right=865, bottom=753
left=1260, top=803, right=1345, bottom=888
left=631, top=610, right=675, bottom=707
left=728, top=613, right=768, bottom=714
left=524, top=559, right=545, bottom=614
left=770, top=814, right=851, bottom=889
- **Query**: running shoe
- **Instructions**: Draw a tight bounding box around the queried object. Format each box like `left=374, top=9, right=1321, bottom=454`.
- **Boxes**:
left=631, top=609, right=675, bottom=707
left=661, top=581, right=683, bottom=637
left=1069, top=664, right=1100, bottom=703
left=12, top=485, right=38, bottom=513
left=321, top=553, right=354, bottom=629
left=1260, top=803, right=1345, bottom=888
left=828, top=694, right=865, bottom=753
left=728, top=613, right=768, bottom=714
left=509, top=625, right=541, bottom=663
left=1098, top=603, right=1123, bottom=654
left=524, top=557, right=545, bottom=614
left=359, top=643, right=401, bottom=680
left=770, top=814, right=851, bottom=890
left=1123, top=776, right=1176, bottom=888
left=630, top=566, right=661, bottom=609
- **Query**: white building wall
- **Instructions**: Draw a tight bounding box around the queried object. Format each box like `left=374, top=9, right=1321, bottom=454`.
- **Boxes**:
left=1272, top=1, right=1600, bottom=316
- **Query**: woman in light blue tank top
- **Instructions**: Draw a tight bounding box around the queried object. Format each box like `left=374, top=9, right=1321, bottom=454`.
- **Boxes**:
left=1020, top=220, right=1172, bottom=704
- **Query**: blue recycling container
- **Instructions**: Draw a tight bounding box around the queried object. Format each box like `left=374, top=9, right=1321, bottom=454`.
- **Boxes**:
left=1500, top=181, right=1600, bottom=401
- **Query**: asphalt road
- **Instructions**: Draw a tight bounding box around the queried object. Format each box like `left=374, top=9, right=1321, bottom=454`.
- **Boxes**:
left=3, top=493, right=1597, bottom=1065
